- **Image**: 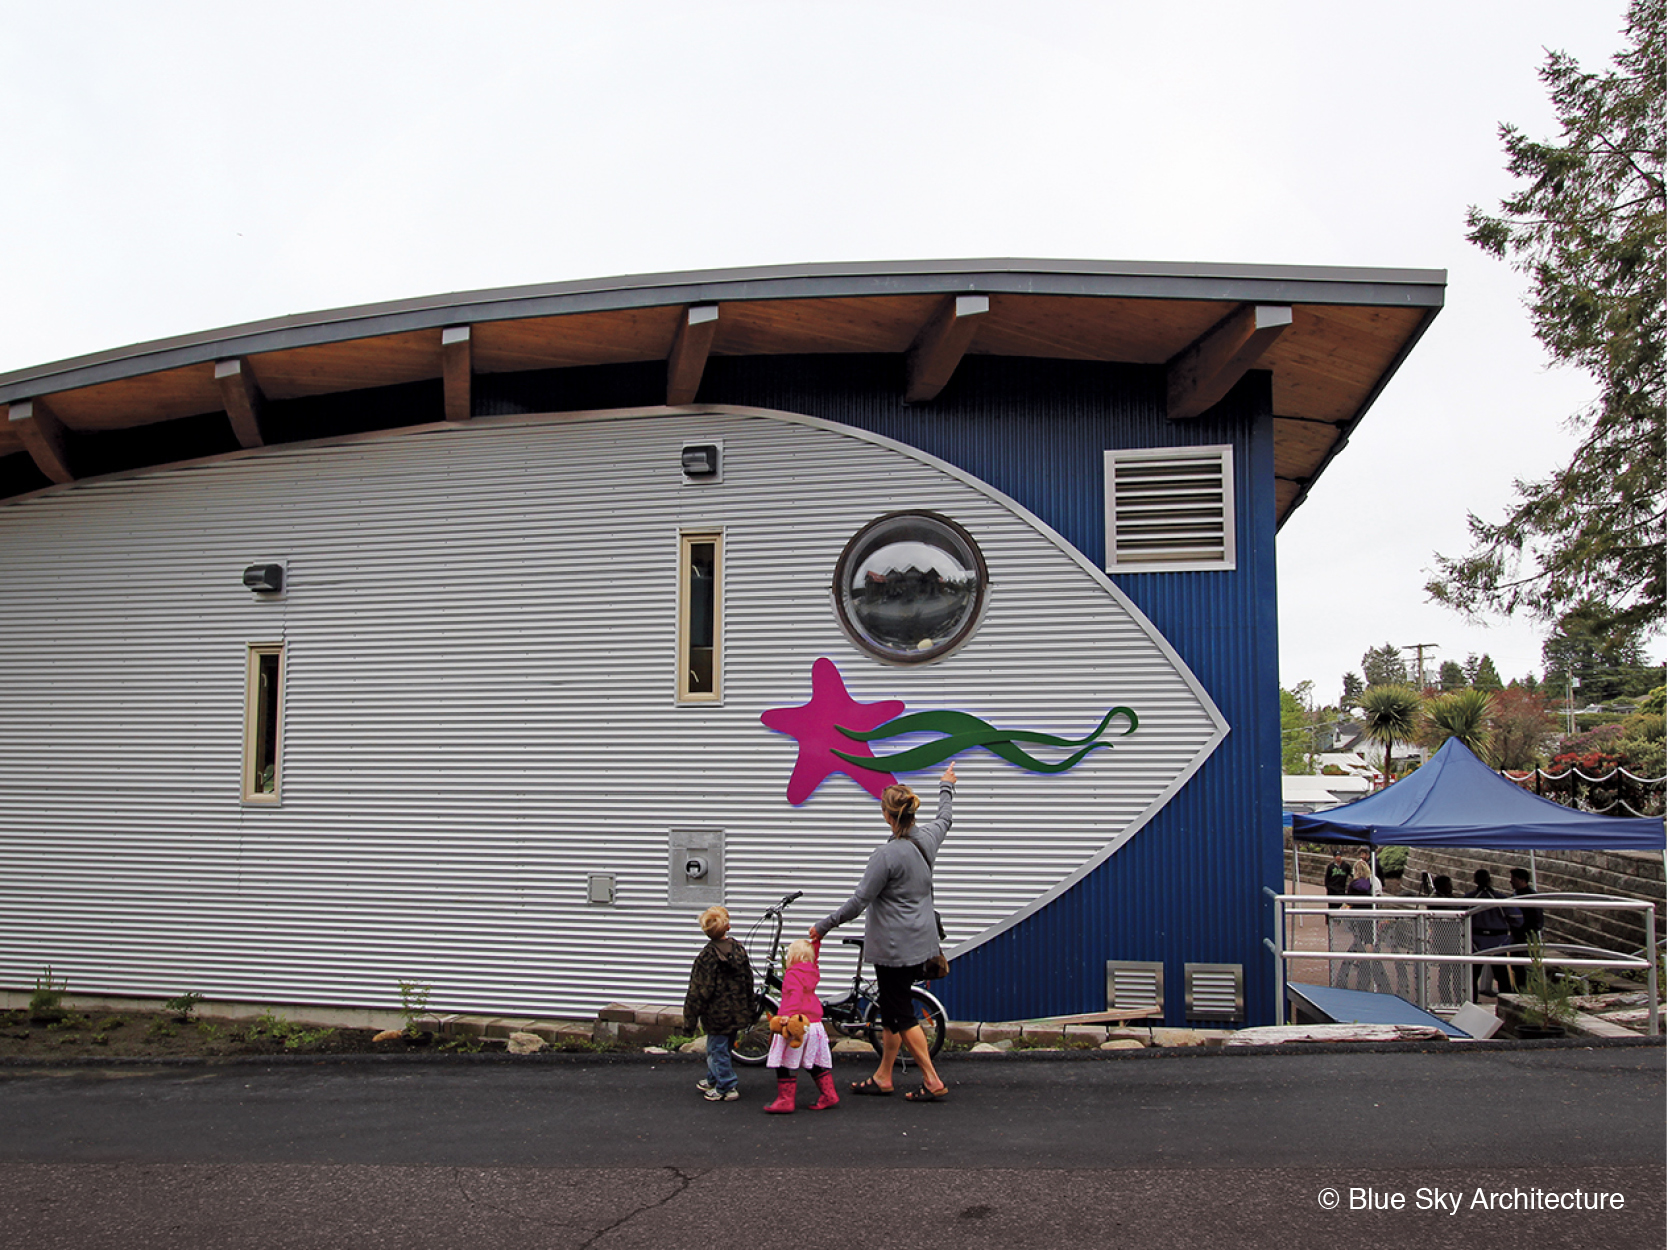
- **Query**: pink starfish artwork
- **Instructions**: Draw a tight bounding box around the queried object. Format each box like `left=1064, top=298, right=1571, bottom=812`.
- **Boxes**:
left=760, top=657, right=906, bottom=805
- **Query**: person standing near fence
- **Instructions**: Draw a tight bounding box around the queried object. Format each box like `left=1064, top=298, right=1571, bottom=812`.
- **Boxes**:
left=1508, top=867, right=1544, bottom=991
left=1324, top=851, right=1352, bottom=910
left=1465, top=869, right=1520, bottom=999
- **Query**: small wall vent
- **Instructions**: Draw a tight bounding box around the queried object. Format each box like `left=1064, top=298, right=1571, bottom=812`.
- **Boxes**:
left=1105, top=960, right=1165, bottom=1016
left=1104, top=445, right=1235, bottom=572
left=1184, top=962, right=1244, bottom=1021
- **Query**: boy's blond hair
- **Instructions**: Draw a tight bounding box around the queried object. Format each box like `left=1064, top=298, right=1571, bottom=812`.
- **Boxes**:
left=784, top=939, right=815, bottom=968
left=699, top=905, right=730, bottom=938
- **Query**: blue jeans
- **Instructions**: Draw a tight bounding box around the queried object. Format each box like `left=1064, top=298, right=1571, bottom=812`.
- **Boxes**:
left=706, top=1032, right=738, bottom=1092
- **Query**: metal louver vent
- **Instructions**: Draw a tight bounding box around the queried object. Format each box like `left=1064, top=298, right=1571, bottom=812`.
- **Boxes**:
left=1184, top=962, right=1244, bottom=1021
left=1105, top=960, right=1165, bottom=1015
left=1104, top=445, right=1235, bottom=572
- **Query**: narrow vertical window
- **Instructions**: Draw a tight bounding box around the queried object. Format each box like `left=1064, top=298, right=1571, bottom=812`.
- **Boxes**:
left=678, top=532, right=722, bottom=703
left=244, top=644, right=284, bottom=802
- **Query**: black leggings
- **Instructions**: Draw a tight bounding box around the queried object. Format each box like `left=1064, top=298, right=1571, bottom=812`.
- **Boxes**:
left=875, top=961, right=928, bottom=1034
left=772, top=1066, right=829, bottom=1078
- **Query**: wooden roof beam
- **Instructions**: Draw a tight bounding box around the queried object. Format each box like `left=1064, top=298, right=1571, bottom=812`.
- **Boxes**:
left=905, top=294, right=989, bottom=402
left=1167, top=304, right=1292, bottom=420
left=442, top=326, right=472, bottom=422
left=8, top=398, right=76, bottom=484
left=666, top=305, right=720, bottom=405
left=215, top=358, right=267, bottom=448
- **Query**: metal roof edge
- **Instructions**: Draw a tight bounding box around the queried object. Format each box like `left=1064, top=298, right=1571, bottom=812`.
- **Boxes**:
left=0, top=258, right=1447, bottom=403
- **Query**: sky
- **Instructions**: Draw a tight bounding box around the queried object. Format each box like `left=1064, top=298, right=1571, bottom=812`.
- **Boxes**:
left=2, top=0, right=1655, bottom=702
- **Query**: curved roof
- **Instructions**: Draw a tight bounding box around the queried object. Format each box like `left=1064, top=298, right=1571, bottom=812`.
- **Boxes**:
left=0, top=257, right=1443, bottom=520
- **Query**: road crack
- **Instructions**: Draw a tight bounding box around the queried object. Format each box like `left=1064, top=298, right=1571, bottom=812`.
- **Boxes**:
left=577, top=1166, right=702, bottom=1249
left=446, top=1165, right=705, bottom=1243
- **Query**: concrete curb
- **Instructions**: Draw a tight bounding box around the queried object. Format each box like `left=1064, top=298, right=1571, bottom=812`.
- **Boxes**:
left=1, top=1032, right=1657, bottom=1070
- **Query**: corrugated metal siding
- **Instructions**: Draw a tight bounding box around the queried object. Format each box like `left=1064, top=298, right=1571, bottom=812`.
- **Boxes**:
left=0, top=405, right=1224, bottom=1019
left=694, top=355, right=1283, bottom=1024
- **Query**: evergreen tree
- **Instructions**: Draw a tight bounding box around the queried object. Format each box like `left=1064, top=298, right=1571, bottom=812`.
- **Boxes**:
left=1541, top=602, right=1662, bottom=701
left=1341, top=672, right=1366, bottom=707
left=1429, top=0, right=1665, bottom=636
left=1438, top=659, right=1467, bottom=690
left=1362, top=643, right=1408, bottom=688
left=1472, top=654, right=1505, bottom=692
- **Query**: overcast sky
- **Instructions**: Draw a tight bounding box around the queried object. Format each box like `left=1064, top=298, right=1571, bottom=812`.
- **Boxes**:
left=3, top=1, right=1654, bottom=701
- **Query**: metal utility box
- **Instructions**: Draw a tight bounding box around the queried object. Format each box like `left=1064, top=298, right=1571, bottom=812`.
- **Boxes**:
left=668, top=828, right=725, bottom=908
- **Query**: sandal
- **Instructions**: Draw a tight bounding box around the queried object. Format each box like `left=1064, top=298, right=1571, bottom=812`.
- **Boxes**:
left=904, top=1084, right=949, bottom=1102
left=849, top=1077, right=893, bottom=1096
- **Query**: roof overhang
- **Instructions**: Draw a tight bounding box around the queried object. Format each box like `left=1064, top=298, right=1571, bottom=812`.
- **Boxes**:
left=0, top=257, right=1444, bottom=521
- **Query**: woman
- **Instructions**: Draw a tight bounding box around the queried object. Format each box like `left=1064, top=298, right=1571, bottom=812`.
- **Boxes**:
left=1342, top=857, right=1390, bottom=993
left=811, top=761, right=955, bottom=1102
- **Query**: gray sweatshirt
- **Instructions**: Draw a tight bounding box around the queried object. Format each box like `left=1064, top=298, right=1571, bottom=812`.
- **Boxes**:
left=815, top=782, right=953, bottom=966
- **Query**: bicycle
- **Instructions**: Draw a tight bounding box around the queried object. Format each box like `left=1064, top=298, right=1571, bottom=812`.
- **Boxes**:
left=732, top=891, right=948, bottom=1067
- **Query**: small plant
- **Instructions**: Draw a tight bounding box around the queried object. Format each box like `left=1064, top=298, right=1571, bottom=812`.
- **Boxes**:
left=283, top=1026, right=337, bottom=1050
left=94, top=1015, right=126, bottom=1032
left=91, top=1032, right=109, bottom=1046
left=163, top=992, right=205, bottom=1022
left=196, top=1021, right=223, bottom=1041
left=146, top=1019, right=177, bottom=1039
left=660, top=1033, right=697, bottom=1051
left=439, top=1034, right=486, bottom=1053
left=28, top=967, right=67, bottom=1022
left=245, top=1009, right=291, bottom=1042
left=46, top=1012, right=90, bottom=1032
left=397, top=980, right=433, bottom=1038
left=1520, top=935, right=1578, bottom=1030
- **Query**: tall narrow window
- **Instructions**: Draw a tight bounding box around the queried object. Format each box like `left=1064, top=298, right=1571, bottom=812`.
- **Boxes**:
left=244, top=643, right=284, bottom=802
left=678, top=531, right=722, bottom=703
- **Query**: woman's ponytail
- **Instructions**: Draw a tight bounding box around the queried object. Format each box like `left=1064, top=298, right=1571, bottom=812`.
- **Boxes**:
left=881, top=784, right=920, bottom=835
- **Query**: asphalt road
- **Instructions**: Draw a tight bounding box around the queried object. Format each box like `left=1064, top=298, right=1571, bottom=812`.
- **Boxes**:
left=1, top=1045, right=1661, bottom=1249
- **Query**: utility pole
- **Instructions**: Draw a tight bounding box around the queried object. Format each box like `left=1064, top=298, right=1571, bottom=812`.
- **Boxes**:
left=1401, top=643, right=1439, bottom=690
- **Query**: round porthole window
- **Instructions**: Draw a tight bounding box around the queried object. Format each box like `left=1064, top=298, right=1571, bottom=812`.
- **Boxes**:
left=833, top=511, right=988, bottom=664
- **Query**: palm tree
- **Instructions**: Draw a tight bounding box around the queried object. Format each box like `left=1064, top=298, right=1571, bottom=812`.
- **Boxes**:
left=1358, top=685, right=1422, bottom=782
left=1425, top=688, right=1498, bottom=764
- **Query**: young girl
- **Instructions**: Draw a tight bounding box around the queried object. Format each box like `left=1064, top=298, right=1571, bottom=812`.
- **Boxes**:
left=764, top=936, right=837, bottom=1113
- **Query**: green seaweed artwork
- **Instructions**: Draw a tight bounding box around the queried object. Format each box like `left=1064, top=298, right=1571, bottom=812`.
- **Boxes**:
left=831, top=705, right=1138, bottom=774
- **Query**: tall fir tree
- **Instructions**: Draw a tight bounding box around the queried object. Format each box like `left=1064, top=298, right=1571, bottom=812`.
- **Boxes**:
left=1428, top=0, right=1665, bottom=637
left=1361, top=643, right=1408, bottom=688
left=1472, top=654, right=1505, bottom=692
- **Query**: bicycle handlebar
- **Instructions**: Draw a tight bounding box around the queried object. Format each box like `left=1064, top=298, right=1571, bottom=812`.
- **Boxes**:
left=764, top=890, right=804, bottom=916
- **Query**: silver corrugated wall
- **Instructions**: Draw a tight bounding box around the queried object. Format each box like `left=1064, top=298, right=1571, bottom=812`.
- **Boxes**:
left=0, top=407, right=1224, bottom=1017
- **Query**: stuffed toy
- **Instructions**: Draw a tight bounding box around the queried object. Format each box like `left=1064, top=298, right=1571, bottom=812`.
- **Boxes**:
left=768, top=1012, right=809, bottom=1049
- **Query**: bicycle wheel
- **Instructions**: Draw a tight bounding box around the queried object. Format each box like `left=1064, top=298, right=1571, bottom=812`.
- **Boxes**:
left=731, top=994, right=778, bottom=1066
left=861, top=987, right=947, bottom=1060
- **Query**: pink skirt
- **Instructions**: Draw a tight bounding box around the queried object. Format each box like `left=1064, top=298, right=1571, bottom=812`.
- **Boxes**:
left=765, top=1021, right=833, bottom=1069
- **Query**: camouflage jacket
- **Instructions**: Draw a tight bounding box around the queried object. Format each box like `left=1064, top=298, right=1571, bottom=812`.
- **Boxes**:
left=683, top=936, right=755, bottom=1036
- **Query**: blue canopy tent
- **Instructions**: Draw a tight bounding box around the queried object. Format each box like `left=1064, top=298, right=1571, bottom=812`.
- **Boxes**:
left=1292, top=738, right=1666, bottom=851
left=1286, top=738, right=1663, bottom=1038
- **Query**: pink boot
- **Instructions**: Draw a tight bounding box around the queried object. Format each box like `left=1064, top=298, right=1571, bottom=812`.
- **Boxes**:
left=808, top=1069, right=840, bottom=1111
left=763, top=1076, right=797, bottom=1114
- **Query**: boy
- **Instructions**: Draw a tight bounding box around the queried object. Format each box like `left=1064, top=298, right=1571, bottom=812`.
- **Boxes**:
left=683, top=905, right=755, bottom=1102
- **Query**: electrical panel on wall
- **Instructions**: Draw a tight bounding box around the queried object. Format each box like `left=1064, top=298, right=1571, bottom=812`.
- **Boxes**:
left=667, top=828, right=724, bottom=907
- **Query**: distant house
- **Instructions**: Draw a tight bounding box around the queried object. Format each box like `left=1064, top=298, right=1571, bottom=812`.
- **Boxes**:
left=1282, top=771, right=1373, bottom=813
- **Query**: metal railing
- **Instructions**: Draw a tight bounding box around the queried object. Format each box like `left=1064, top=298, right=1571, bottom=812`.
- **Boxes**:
left=1263, top=892, right=1660, bottom=1037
